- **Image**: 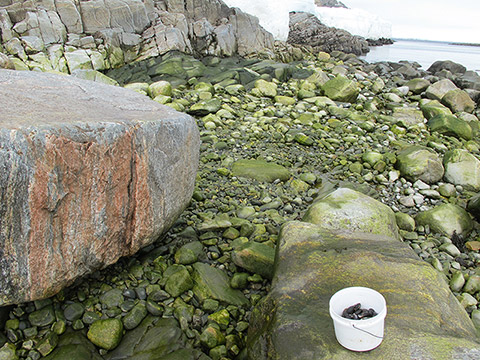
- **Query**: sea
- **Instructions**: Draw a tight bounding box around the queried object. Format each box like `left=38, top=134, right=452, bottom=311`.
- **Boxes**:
left=360, top=39, right=480, bottom=73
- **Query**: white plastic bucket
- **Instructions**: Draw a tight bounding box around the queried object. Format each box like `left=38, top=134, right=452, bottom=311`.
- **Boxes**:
left=329, top=286, right=387, bottom=352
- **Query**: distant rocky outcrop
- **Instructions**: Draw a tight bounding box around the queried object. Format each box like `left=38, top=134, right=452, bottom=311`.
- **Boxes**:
left=287, top=11, right=369, bottom=56
left=315, top=0, right=348, bottom=8
left=0, top=70, right=200, bottom=306
left=0, top=0, right=275, bottom=73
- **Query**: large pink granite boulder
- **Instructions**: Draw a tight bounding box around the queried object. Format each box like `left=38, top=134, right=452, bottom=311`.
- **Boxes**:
left=0, top=70, right=199, bottom=305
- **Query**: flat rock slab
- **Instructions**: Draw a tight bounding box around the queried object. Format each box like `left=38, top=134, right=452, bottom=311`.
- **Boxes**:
left=0, top=70, right=199, bottom=305
left=247, top=221, right=480, bottom=359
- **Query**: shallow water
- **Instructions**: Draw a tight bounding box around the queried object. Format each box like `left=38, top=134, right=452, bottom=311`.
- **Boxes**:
left=360, top=39, right=480, bottom=73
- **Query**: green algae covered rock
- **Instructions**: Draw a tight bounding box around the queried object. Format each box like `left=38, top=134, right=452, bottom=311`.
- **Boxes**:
left=231, top=242, right=275, bottom=280
left=253, top=79, right=277, bottom=98
left=43, top=331, right=103, bottom=360
left=428, top=114, right=473, bottom=140
left=123, top=302, right=148, bottom=330
left=164, top=265, right=193, bottom=298
left=87, top=318, right=123, bottom=350
left=104, top=317, right=189, bottom=360
left=303, top=188, right=399, bottom=240
left=405, top=78, right=430, bottom=94
left=149, top=80, right=172, bottom=98
left=322, top=76, right=359, bottom=103
left=175, top=241, right=204, bottom=265
left=443, top=149, right=480, bottom=191
left=192, top=263, right=249, bottom=307
left=396, top=145, right=444, bottom=184
left=420, top=99, right=453, bottom=120
left=442, top=89, right=476, bottom=113
left=247, top=221, right=480, bottom=360
left=188, top=99, right=222, bottom=116
left=231, top=159, right=290, bottom=183
left=425, top=78, right=458, bottom=101
left=415, top=203, right=473, bottom=237
left=0, top=343, right=18, bottom=360
left=392, top=107, right=425, bottom=127
left=274, top=95, right=296, bottom=105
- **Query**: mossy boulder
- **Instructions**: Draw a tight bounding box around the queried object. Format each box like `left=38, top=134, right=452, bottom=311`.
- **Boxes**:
left=442, top=89, right=476, bottom=113
left=231, top=241, right=276, bottom=280
left=443, top=149, right=480, bottom=191
left=392, top=107, right=425, bottom=127
left=192, top=263, right=249, bottom=307
left=303, top=188, right=399, bottom=240
left=428, top=114, right=473, bottom=140
left=231, top=159, right=290, bottom=183
left=395, top=146, right=444, bottom=184
left=43, top=331, right=102, bottom=360
left=175, top=241, right=204, bottom=265
left=322, top=76, right=359, bottom=103
left=253, top=79, right=277, bottom=98
left=149, top=80, right=172, bottom=98
left=188, top=99, right=222, bottom=116
left=87, top=318, right=123, bottom=350
left=247, top=221, right=480, bottom=359
left=415, top=203, right=473, bottom=237
left=164, top=265, right=193, bottom=298
left=405, top=78, right=430, bottom=94
left=425, top=78, right=458, bottom=101
left=420, top=99, right=453, bottom=120
left=104, top=317, right=190, bottom=360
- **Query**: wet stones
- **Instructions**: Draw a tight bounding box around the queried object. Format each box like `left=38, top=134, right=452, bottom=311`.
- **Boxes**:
left=341, top=303, right=377, bottom=320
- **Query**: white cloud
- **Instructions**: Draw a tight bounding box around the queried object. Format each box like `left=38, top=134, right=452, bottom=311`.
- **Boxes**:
left=342, top=0, right=480, bottom=43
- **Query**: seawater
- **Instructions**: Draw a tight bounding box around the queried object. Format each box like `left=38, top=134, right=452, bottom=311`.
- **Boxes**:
left=360, top=39, right=480, bottom=73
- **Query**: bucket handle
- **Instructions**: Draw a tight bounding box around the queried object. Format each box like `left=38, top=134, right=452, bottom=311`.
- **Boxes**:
left=352, top=324, right=384, bottom=339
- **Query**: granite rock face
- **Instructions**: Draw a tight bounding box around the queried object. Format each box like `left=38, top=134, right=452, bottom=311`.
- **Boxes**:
left=0, top=70, right=200, bottom=306
left=0, top=0, right=275, bottom=73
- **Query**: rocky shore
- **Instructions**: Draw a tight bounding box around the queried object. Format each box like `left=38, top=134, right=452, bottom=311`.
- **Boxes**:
left=0, top=45, right=480, bottom=358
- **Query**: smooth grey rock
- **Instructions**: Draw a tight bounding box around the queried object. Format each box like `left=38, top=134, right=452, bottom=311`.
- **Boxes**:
left=444, top=149, right=480, bottom=191
left=442, top=89, right=476, bottom=113
left=415, top=204, right=473, bottom=237
left=395, top=146, right=444, bottom=184
left=428, top=60, right=467, bottom=75
left=392, top=107, right=425, bottom=127
left=0, top=70, right=199, bottom=306
left=425, top=79, right=458, bottom=101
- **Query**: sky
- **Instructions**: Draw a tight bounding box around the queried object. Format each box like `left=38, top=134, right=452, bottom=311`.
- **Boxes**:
left=341, top=0, right=480, bottom=44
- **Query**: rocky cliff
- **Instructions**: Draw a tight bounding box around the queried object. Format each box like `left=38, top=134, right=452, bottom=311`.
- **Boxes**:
left=315, top=0, right=348, bottom=8
left=288, top=11, right=370, bottom=56
left=0, top=0, right=274, bottom=73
